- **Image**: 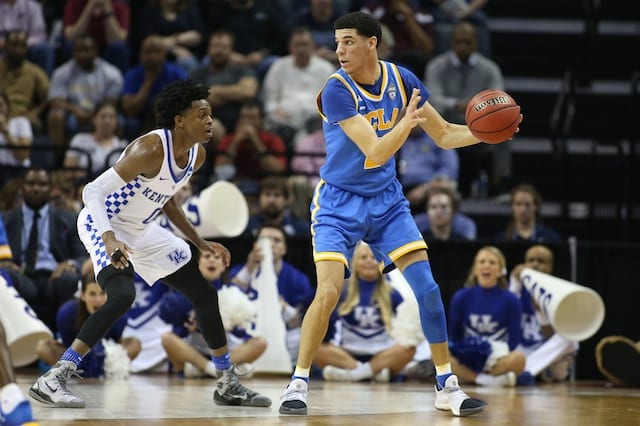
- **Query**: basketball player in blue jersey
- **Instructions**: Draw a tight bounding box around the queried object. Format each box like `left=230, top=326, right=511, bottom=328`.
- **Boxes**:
left=279, top=12, right=520, bottom=417
left=29, top=80, right=271, bottom=409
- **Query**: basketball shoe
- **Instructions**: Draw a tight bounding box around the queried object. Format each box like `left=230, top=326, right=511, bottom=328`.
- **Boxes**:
left=28, top=361, right=85, bottom=408
left=434, top=375, right=485, bottom=417
left=279, top=378, right=308, bottom=415
left=213, top=365, right=271, bottom=407
left=0, top=384, right=39, bottom=426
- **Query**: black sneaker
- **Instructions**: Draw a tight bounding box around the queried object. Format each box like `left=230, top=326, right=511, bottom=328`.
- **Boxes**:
left=213, top=366, right=271, bottom=407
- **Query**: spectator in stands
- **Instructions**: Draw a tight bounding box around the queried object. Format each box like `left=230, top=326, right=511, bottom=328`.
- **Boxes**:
left=417, top=186, right=473, bottom=241
left=494, top=184, right=562, bottom=243
left=0, top=176, right=23, bottom=212
left=0, top=0, right=55, bottom=76
left=35, top=265, right=141, bottom=377
left=315, top=242, right=416, bottom=382
left=0, top=30, right=49, bottom=132
left=0, top=214, right=38, bottom=304
left=290, top=117, right=325, bottom=189
left=63, top=100, right=128, bottom=182
left=425, top=22, right=508, bottom=195
left=160, top=249, right=267, bottom=378
left=230, top=224, right=314, bottom=364
left=430, top=0, right=491, bottom=56
left=138, top=0, right=205, bottom=74
left=289, top=0, right=342, bottom=67
left=510, top=245, right=578, bottom=383
left=399, top=127, right=459, bottom=207
left=448, top=246, right=525, bottom=387
left=190, top=30, right=259, bottom=132
left=412, top=176, right=477, bottom=240
left=120, top=35, right=187, bottom=140
left=62, top=0, right=131, bottom=74
left=214, top=99, right=287, bottom=186
left=1, top=168, right=87, bottom=332
left=205, top=0, right=288, bottom=80
left=47, top=34, right=123, bottom=154
left=244, top=177, right=310, bottom=238
left=361, top=0, right=435, bottom=75
left=0, top=91, right=32, bottom=169
left=261, top=27, right=335, bottom=148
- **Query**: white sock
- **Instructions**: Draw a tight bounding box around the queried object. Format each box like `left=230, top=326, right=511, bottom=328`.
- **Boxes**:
left=1, top=383, right=26, bottom=414
left=475, top=373, right=495, bottom=386
left=204, top=361, right=218, bottom=377
left=349, top=362, right=373, bottom=381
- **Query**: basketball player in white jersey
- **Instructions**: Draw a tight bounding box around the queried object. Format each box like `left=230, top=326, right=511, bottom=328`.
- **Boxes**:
left=28, top=80, right=271, bottom=409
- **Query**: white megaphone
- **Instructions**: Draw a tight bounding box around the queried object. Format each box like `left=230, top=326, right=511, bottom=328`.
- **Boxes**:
left=0, top=275, right=53, bottom=367
left=520, top=268, right=605, bottom=342
left=158, top=181, right=249, bottom=239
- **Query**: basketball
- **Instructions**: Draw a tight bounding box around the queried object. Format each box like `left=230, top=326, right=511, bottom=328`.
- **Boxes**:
left=465, top=89, right=521, bottom=144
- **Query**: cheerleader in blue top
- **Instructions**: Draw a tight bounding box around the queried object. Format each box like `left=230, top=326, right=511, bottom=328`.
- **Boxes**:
left=448, top=246, right=526, bottom=387
left=35, top=266, right=141, bottom=378
left=160, top=250, right=267, bottom=378
left=314, top=242, right=416, bottom=382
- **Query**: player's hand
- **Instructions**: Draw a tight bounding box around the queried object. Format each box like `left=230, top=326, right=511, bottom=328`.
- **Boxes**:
left=103, top=231, right=133, bottom=269
left=203, top=241, right=230, bottom=268
left=403, top=88, right=426, bottom=129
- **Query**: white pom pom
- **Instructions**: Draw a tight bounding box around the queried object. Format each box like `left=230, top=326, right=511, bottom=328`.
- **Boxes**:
left=217, top=285, right=257, bottom=332
left=103, top=339, right=130, bottom=380
left=390, top=300, right=426, bottom=348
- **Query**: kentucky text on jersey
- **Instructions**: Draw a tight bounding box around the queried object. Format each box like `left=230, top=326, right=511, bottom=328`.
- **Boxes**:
left=141, top=187, right=172, bottom=204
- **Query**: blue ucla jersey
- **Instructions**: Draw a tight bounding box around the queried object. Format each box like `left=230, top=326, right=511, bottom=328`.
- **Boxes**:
left=328, top=280, right=404, bottom=356
left=317, top=61, right=430, bottom=196
left=449, top=285, right=523, bottom=351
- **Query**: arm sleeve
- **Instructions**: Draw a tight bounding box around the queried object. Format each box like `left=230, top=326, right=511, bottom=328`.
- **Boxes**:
left=81, top=167, right=128, bottom=236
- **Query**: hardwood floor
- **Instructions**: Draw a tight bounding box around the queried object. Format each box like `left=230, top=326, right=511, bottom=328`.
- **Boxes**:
left=17, top=372, right=640, bottom=426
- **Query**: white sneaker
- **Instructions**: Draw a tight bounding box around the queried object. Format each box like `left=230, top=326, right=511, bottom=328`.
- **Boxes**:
left=374, top=368, right=391, bottom=383
left=279, top=378, right=308, bottom=415
left=434, top=375, right=484, bottom=417
left=183, top=362, right=203, bottom=378
left=28, top=361, right=85, bottom=408
left=322, top=366, right=351, bottom=382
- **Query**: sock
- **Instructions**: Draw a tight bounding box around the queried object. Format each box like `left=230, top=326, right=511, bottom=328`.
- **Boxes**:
left=435, top=363, right=453, bottom=390
left=475, top=373, right=495, bottom=386
left=292, top=366, right=310, bottom=382
left=0, top=383, right=26, bottom=414
left=212, top=353, right=232, bottom=371
left=204, top=361, right=218, bottom=377
left=349, top=362, right=373, bottom=381
left=60, top=348, right=83, bottom=367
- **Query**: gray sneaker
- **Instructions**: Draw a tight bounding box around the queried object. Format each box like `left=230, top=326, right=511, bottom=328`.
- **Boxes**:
left=29, top=361, right=85, bottom=408
left=213, top=365, right=271, bottom=407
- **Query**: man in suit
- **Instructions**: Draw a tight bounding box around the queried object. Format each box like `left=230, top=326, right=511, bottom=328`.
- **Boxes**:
left=1, top=168, right=87, bottom=332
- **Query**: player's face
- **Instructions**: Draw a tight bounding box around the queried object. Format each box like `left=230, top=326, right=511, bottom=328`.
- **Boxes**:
left=335, top=29, right=373, bottom=74
left=81, top=282, right=107, bottom=314
left=257, top=227, right=287, bottom=261
left=427, top=193, right=453, bottom=227
left=199, top=250, right=226, bottom=281
left=512, top=191, right=536, bottom=224
left=354, top=244, right=378, bottom=281
left=473, top=249, right=503, bottom=289
left=525, top=246, right=553, bottom=274
left=183, top=100, right=214, bottom=143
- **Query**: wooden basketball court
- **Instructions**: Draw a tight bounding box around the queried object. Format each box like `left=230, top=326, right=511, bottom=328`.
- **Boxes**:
left=17, top=371, right=640, bottom=425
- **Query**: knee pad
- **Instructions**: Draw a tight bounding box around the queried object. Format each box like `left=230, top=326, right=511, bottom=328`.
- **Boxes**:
left=97, top=265, right=136, bottom=309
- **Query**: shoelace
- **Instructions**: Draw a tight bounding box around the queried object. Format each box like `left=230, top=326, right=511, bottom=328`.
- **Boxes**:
left=219, top=371, right=256, bottom=397
left=54, top=367, right=83, bottom=397
left=282, top=382, right=307, bottom=401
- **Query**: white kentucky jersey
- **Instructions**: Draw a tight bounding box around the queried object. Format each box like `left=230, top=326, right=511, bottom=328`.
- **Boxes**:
left=106, top=128, right=198, bottom=231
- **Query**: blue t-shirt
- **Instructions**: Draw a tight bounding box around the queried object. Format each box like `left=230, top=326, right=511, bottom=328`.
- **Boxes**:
left=122, top=63, right=187, bottom=116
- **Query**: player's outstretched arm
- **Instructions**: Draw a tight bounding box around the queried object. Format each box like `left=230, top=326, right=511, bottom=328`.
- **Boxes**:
left=419, top=101, right=481, bottom=150
left=340, top=88, right=426, bottom=165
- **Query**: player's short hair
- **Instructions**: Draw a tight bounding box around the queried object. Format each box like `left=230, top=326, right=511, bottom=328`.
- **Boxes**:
left=334, top=12, right=382, bottom=47
left=155, top=80, right=210, bottom=129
